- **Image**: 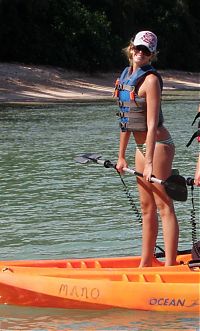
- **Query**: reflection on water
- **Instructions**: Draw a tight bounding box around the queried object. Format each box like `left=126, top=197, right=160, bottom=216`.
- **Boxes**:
left=0, top=100, right=199, bottom=329
left=0, top=305, right=199, bottom=330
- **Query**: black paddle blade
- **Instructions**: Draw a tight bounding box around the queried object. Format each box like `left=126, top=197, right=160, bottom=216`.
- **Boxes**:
left=164, top=175, right=188, bottom=202
left=74, top=153, right=102, bottom=164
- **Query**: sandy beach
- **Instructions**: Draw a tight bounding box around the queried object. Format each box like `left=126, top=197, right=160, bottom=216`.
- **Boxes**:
left=0, top=62, right=199, bottom=104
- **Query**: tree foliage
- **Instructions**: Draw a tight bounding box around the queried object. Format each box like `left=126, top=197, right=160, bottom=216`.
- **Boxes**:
left=0, top=0, right=199, bottom=71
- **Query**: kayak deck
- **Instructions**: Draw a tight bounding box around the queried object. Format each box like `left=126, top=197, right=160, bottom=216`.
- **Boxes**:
left=0, top=253, right=191, bottom=269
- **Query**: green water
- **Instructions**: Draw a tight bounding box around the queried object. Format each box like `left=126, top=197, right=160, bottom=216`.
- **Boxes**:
left=0, top=100, right=199, bottom=330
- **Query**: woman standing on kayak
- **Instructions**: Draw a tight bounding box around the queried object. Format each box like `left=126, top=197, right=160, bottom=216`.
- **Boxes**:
left=115, top=31, right=179, bottom=267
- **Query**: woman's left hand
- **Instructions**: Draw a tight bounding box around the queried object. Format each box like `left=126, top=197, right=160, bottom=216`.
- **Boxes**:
left=143, top=163, right=153, bottom=182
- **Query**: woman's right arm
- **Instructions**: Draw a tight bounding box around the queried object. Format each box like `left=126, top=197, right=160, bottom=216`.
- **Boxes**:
left=116, top=131, right=131, bottom=172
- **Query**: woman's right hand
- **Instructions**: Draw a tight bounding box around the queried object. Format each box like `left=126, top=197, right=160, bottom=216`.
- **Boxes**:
left=116, top=157, right=128, bottom=174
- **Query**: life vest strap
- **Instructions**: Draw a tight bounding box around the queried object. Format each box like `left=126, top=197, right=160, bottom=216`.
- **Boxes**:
left=116, top=84, right=135, bottom=92
left=118, top=100, right=143, bottom=109
left=117, top=110, right=144, bottom=118
left=120, top=120, right=147, bottom=132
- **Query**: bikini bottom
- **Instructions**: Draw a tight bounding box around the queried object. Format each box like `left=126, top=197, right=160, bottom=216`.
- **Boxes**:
left=136, top=136, right=174, bottom=156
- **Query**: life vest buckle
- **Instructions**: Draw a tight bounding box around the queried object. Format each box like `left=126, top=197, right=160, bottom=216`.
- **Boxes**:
left=117, top=83, right=123, bottom=90
left=113, top=78, right=119, bottom=98
left=116, top=111, right=125, bottom=118
left=120, top=122, right=127, bottom=132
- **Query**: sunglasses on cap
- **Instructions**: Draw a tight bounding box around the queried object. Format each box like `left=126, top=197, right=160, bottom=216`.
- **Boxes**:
left=132, top=45, right=152, bottom=56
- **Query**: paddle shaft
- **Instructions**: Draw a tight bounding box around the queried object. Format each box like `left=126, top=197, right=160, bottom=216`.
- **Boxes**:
left=96, top=158, right=163, bottom=185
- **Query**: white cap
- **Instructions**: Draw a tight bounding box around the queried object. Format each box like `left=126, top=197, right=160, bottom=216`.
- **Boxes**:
left=133, top=31, right=157, bottom=53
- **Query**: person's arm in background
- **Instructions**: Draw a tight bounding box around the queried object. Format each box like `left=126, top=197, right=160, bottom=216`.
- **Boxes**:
left=194, top=154, right=200, bottom=186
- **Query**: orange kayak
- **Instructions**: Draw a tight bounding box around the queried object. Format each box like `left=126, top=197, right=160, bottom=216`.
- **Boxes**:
left=0, top=254, right=199, bottom=312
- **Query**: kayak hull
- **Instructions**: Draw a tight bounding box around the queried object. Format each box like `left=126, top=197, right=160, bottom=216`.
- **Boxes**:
left=0, top=269, right=199, bottom=312
left=0, top=254, right=199, bottom=312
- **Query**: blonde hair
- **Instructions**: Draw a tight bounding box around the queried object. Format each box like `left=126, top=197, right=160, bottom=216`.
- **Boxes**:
left=122, top=41, right=158, bottom=66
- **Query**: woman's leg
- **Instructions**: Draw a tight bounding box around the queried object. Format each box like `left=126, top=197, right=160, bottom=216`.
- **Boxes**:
left=135, top=149, right=158, bottom=267
left=152, top=143, right=179, bottom=266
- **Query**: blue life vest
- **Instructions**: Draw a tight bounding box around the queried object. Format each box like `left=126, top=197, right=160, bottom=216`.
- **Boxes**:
left=114, top=65, right=164, bottom=132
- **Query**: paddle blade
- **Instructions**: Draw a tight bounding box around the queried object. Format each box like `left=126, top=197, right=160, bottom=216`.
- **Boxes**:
left=165, top=175, right=188, bottom=202
left=74, top=153, right=102, bottom=164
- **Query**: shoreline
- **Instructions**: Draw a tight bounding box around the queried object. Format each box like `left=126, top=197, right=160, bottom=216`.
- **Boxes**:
left=0, top=62, right=199, bottom=105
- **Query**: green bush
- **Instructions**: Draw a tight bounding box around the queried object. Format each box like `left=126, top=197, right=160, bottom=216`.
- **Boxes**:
left=0, top=0, right=119, bottom=71
left=0, top=0, right=199, bottom=71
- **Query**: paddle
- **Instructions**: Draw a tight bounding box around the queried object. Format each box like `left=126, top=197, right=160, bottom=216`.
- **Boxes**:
left=75, top=153, right=188, bottom=202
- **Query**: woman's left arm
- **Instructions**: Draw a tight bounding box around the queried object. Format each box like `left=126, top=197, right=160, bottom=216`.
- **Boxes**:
left=143, top=74, right=161, bottom=181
